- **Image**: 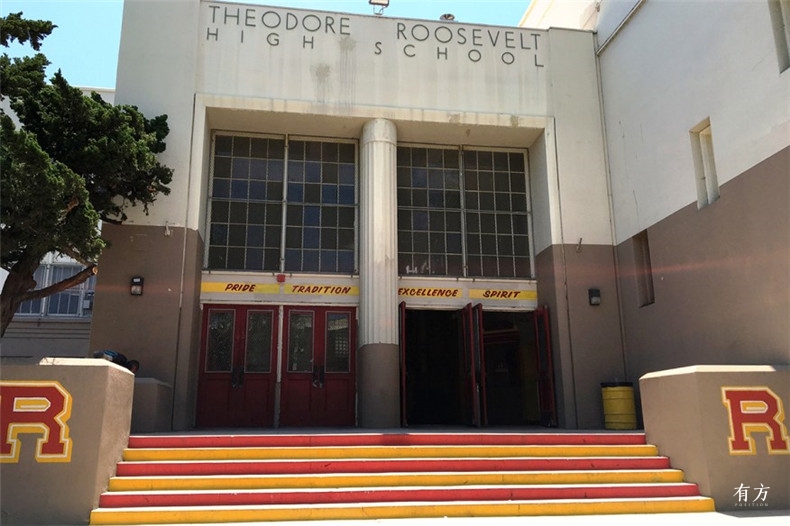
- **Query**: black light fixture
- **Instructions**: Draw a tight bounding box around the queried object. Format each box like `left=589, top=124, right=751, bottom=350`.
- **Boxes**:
left=130, top=276, right=144, bottom=296
left=588, top=288, right=601, bottom=306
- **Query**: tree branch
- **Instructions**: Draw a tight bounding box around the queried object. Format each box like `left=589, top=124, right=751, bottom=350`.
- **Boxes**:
left=21, top=264, right=96, bottom=302
left=58, top=246, right=96, bottom=268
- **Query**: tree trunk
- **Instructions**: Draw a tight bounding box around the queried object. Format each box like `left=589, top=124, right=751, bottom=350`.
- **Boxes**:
left=0, top=260, right=39, bottom=337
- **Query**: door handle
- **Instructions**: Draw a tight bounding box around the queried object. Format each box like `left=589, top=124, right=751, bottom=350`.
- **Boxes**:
left=231, top=366, right=245, bottom=389
left=312, top=365, right=325, bottom=389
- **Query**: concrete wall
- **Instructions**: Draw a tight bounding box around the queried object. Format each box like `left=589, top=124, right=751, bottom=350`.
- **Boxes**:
left=641, top=365, right=790, bottom=511
left=598, top=0, right=790, bottom=412
left=598, top=0, right=790, bottom=243
left=1, top=319, right=91, bottom=359
left=617, top=148, right=790, bottom=385
left=534, top=244, right=624, bottom=429
left=89, top=224, right=203, bottom=430
left=0, top=358, right=133, bottom=525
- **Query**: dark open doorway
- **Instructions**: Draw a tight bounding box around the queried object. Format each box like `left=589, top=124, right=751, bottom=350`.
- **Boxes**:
left=402, top=309, right=466, bottom=426
left=400, top=306, right=553, bottom=427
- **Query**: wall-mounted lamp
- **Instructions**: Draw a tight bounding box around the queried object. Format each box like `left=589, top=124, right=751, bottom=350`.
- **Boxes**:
left=369, top=0, right=389, bottom=15
left=588, top=288, right=601, bottom=306
left=130, top=276, right=144, bottom=296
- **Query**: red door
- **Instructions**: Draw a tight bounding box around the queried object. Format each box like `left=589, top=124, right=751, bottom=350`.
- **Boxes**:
left=534, top=307, right=557, bottom=427
left=196, top=305, right=277, bottom=428
left=280, top=306, right=356, bottom=427
left=461, top=303, right=487, bottom=427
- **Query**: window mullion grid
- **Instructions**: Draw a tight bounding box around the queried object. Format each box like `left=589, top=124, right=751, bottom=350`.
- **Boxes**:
left=523, top=151, right=536, bottom=279
left=205, top=137, right=217, bottom=269
left=279, top=135, right=290, bottom=273
left=458, top=147, right=469, bottom=278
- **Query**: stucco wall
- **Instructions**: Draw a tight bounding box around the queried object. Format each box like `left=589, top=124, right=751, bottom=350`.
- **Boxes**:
left=0, top=358, right=133, bottom=525
left=617, top=147, right=790, bottom=382
left=534, top=243, right=624, bottom=429
left=641, top=365, right=790, bottom=511
left=89, top=224, right=203, bottom=430
left=598, top=0, right=790, bottom=242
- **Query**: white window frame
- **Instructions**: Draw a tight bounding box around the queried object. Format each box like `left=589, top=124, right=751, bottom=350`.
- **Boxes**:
left=690, top=119, right=720, bottom=209
left=768, top=0, right=790, bottom=72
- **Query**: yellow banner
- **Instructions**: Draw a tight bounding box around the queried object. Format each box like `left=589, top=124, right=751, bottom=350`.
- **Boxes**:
left=469, top=289, right=537, bottom=301
left=398, top=287, right=462, bottom=298
left=201, top=282, right=280, bottom=294
left=286, top=284, right=359, bottom=296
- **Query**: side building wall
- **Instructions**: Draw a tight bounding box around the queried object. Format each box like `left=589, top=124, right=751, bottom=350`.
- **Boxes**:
left=597, top=0, right=790, bottom=399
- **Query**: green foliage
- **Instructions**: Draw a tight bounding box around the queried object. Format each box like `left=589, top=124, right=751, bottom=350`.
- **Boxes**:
left=0, top=11, right=55, bottom=50
left=0, top=115, right=104, bottom=267
left=0, top=11, right=173, bottom=333
left=10, top=72, right=173, bottom=223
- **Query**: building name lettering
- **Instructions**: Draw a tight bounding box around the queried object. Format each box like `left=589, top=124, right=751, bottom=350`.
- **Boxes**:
left=205, top=5, right=543, bottom=66
left=388, top=22, right=542, bottom=66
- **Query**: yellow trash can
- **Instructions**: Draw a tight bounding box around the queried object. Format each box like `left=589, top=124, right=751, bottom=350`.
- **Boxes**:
left=601, top=382, right=637, bottom=430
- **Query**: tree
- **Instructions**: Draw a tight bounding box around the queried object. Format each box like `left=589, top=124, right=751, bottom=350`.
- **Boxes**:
left=0, top=12, right=173, bottom=335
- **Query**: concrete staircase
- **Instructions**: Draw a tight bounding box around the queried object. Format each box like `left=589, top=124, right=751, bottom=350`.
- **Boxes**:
left=89, top=431, right=714, bottom=524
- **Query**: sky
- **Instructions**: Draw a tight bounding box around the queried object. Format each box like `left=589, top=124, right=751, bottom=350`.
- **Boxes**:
left=2, top=0, right=531, bottom=89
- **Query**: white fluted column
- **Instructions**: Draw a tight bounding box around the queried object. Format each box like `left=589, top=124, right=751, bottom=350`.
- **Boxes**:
left=357, top=118, right=400, bottom=427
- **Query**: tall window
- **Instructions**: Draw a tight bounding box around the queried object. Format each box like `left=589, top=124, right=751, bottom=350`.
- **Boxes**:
left=208, top=134, right=357, bottom=273
left=633, top=230, right=655, bottom=307
left=16, top=263, right=96, bottom=317
left=690, top=119, right=720, bottom=209
left=397, top=146, right=532, bottom=278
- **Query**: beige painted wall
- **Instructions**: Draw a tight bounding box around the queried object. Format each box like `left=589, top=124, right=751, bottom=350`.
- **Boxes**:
left=0, top=358, right=133, bottom=525
left=89, top=224, right=203, bottom=430
left=617, top=148, right=790, bottom=384
left=535, top=243, right=624, bottom=429
left=641, top=365, right=790, bottom=510
left=1, top=319, right=91, bottom=359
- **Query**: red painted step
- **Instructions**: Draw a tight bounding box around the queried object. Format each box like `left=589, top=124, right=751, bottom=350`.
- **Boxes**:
left=115, top=455, right=670, bottom=476
left=91, top=432, right=714, bottom=524
left=99, top=482, right=702, bottom=508
left=127, top=432, right=646, bottom=449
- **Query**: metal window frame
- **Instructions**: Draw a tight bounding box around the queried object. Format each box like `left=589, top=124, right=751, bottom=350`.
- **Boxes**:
left=206, top=131, right=359, bottom=275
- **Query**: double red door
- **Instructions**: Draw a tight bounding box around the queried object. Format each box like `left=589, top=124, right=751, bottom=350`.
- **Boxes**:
left=196, top=305, right=355, bottom=428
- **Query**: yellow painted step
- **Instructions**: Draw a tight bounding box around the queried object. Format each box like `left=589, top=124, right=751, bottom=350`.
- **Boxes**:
left=108, top=469, right=685, bottom=492
left=123, top=444, right=659, bottom=461
left=90, top=497, right=715, bottom=525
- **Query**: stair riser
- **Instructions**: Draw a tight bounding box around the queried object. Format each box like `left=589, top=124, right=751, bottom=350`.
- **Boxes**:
left=99, top=483, right=702, bottom=508
left=108, top=470, right=686, bottom=492
left=123, top=444, right=659, bottom=461
left=92, top=433, right=715, bottom=525
left=116, top=456, right=671, bottom=476
left=128, top=433, right=647, bottom=449
left=89, top=498, right=716, bottom=525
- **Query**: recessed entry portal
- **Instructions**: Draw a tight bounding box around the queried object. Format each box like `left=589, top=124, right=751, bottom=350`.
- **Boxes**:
left=399, top=304, right=555, bottom=427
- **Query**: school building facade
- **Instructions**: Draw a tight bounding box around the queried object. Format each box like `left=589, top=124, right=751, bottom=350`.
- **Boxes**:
left=79, top=0, right=788, bottom=431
